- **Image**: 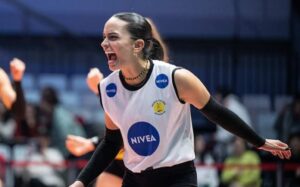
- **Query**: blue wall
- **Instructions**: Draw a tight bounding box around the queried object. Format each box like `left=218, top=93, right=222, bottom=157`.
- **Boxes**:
left=0, top=0, right=291, bottom=39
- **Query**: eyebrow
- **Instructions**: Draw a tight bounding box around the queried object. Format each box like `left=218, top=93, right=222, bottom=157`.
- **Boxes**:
left=104, top=31, right=118, bottom=36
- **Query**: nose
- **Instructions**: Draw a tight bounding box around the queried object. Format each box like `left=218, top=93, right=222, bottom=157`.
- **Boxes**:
left=101, top=38, right=109, bottom=50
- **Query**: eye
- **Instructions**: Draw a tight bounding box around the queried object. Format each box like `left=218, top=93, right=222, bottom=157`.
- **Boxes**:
left=108, top=35, right=118, bottom=41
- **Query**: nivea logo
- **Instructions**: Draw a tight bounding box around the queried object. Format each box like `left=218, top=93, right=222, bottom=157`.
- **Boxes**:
left=106, top=83, right=117, bottom=97
left=127, top=122, right=160, bottom=156
left=155, top=74, right=168, bottom=89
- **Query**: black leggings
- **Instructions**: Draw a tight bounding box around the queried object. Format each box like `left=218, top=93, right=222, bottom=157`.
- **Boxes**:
left=122, top=161, right=197, bottom=187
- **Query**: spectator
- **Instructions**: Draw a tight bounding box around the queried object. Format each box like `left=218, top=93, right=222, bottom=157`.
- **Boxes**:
left=274, top=93, right=300, bottom=142
left=194, top=133, right=219, bottom=187
left=39, top=86, right=86, bottom=158
left=0, top=103, right=16, bottom=143
left=221, top=137, right=261, bottom=187
left=283, top=129, right=300, bottom=187
left=22, top=131, right=66, bottom=187
left=214, top=86, right=253, bottom=161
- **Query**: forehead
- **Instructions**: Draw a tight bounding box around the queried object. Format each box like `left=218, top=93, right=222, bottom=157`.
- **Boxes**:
left=103, top=17, right=129, bottom=34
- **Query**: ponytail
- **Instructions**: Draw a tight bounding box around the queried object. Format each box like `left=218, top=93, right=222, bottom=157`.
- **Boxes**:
left=147, top=38, right=164, bottom=61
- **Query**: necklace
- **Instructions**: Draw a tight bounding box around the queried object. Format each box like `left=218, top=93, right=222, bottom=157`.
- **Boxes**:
left=123, top=60, right=149, bottom=81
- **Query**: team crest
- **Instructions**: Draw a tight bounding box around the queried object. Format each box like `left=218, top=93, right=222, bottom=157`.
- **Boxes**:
left=152, top=100, right=166, bottom=115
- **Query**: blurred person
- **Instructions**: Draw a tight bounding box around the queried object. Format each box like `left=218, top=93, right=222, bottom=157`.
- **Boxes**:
left=214, top=86, right=252, bottom=161
left=274, top=93, right=300, bottom=142
left=221, top=137, right=261, bottom=187
left=67, top=67, right=124, bottom=187
left=69, top=12, right=290, bottom=187
left=7, top=58, right=42, bottom=143
left=0, top=58, right=27, bottom=143
left=66, top=135, right=124, bottom=187
left=194, top=133, right=219, bottom=187
left=22, top=131, right=66, bottom=187
left=39, top=86, right=86, bottom=158
left=0, top=103, right=16, bottom=143
left=282, top=129, right=300, bottom=187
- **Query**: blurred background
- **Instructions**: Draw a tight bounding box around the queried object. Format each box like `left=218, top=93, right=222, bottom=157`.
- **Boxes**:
left=0, top=0, right=299, bottom=187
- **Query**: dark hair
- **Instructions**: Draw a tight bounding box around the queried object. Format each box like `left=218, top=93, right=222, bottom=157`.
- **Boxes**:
left=41, top=86, right=59, bottom=105
left=112, top=12, right=164, bottom=60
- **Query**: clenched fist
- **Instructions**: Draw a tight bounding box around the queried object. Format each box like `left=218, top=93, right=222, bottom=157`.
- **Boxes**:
left=65, top=135, right=95, bottom=157
left=10, top=58, right=26, bottom=81
left=86, top=68, right=103, bottom=95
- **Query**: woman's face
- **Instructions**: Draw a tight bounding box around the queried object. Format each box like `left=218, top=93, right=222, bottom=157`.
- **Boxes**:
left=101, top=17, right=135, bottom=71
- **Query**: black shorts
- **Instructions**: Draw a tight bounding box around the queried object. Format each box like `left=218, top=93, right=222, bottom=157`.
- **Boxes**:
left=104, top=159, right=125, bottom=178
left=122, top=161, right=197, bottom=187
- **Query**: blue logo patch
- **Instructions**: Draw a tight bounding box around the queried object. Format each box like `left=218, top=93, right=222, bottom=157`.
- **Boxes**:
left=127, top=122, right=160, bottom=156
left=106, top=83, right=117, bottom=97
left=155, top=74, right=168, bottom=89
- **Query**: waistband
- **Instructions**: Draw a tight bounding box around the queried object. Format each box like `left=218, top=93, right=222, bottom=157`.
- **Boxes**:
left=126, top=160, right=195, bottom=175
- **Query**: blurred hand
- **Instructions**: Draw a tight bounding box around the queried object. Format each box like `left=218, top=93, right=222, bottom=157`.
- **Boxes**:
left=0, top=68, right=16, bottom=109
left=258, top=139, right=292, bottom=159
left=66, top=135, right=95, bottom=157
left=10, top=58, right=26, bottom=81
left=69, top=180, right=85, bottom=187
left=86, top=68, right=103, bottom=95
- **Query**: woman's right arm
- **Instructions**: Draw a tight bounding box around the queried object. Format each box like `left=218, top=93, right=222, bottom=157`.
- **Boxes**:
left=69, top=113, right=123, bottom=187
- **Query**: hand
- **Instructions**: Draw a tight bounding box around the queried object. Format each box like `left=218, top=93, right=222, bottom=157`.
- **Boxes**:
left=69, top=180, right=84, bottom=187
left=66, top=135, right=95, bottom=157
left=86, top=68, right=103, bottom=95
left=258, top=139, right=292, bottom=159
left=10, top=58, right=26, bottom=81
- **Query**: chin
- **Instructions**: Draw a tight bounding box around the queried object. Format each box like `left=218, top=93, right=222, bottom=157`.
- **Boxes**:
left=109, top=65, right=119, bottom=72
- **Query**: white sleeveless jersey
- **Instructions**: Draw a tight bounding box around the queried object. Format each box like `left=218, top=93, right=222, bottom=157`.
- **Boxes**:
left=99, top=60, right=195, bottom=173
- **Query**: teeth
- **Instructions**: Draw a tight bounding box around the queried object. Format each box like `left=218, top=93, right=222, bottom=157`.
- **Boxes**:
left=111, top=54, right=117, bottom=60
left=108, top=53, right=117, bottom=60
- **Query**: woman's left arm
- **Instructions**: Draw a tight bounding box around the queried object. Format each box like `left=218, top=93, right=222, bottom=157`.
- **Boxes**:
left=174, top=68, right=291, bottom=159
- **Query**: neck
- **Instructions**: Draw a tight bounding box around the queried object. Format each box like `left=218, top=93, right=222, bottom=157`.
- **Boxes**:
left=122, top=60, right=149, bottom=82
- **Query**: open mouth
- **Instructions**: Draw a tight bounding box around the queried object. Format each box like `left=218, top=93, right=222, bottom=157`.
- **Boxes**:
left=107, top=53, right=117, bottom=61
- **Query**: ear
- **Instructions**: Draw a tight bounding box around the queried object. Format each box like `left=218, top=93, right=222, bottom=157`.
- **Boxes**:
left=133, top=39, right=145, bottom=53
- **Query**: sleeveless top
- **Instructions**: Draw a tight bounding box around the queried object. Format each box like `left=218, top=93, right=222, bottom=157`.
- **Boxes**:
left=99, top=60, right=195, bottom=173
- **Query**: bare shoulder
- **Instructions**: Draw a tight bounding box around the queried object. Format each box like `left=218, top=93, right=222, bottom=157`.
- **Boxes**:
left=104, top=113, right=119, bottom=130
left=173, top=68, right=210, bottom=109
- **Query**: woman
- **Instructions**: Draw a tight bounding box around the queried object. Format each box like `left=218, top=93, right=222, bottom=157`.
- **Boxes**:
left=67, top=17, right=169, bottom=187
left=69, top=12, right=291, bottom=187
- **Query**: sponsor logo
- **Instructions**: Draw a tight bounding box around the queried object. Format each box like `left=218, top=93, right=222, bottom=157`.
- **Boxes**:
left=106, top=83, right=117, bottom=97
left=127, top=122, right=160, bottom=156
left=155, top=74, right=168, bottom=89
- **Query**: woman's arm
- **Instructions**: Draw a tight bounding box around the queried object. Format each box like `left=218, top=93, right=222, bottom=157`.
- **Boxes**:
left=69, top=113, right=122, bottom=187
left=174, top=68, right=291, bottom=159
